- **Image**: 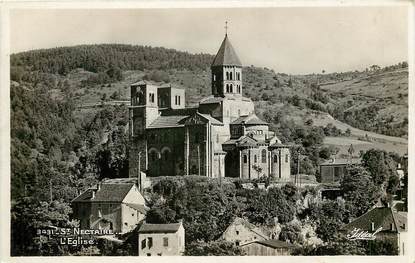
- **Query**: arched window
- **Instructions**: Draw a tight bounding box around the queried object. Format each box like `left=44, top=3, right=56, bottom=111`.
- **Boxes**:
left=226, top=84, right=230, bottom=93
left=285, top=154, right=289, bottom=163
left=274, top=155, right=278, bottom=163
left=243, top=155, right=248, bottom=163
left=230, top=84, right=233, bottom=93
left=261, top=149, right=267, bottom=163
left=230, top=72, right=233, bottom=80
left=226, top=72, right=229, bottom=80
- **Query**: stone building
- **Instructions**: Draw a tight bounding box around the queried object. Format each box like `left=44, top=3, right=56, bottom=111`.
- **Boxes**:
left=71, top=182, right=147, bottom=234
left=138, top=221, right=185, bottom=256
left=128, top=33, right=291, bottom=180
left=221, top=217, right=269, bottom=246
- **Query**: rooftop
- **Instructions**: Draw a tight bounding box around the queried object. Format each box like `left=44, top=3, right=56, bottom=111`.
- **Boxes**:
left=241, top=239, right=297, bottom=249
left=212, top=34, right=242, bottom=67
left=231, top=114, right=268, bottom=126
left=138, top=222, right=182, bottom=234
left=199, top=95, right=252, bottom=105
left=72, top=183, right=135, bottom=203
left=147, top=115, right=189, bottom=129
left=341, top=207, right=407, bottom=233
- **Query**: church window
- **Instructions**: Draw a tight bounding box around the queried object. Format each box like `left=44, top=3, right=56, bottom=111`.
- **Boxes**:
left=230, top=72, right=233, bottom=80
left=254, top=155, right=257, bottom=163
left=178, top=96, right=181, bottom=105
left=274, top=155, right=278, bottom=163
left=226, top=84, right=230, bottom=93
left=243, top=155, right=248, bottom=163
left=226, top=72, right=229, bottom=80
left=230, top=84, right=233, bottom=93
left=261, top=149, right=267, bottom=163
left=164, top=151, right=170, bottom=161
left=285, top=154, right=289, bottom=163
left=195, top=132, right=200, bottom=142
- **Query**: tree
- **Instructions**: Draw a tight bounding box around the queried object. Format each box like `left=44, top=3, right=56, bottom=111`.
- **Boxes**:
left=361, top=149, right=398, bottom=186
left=294, top=235, right=365, bottom=255
left=341, top=165, right=380, bottom=218
left=279, top=223, right=303, bottom=244
left=348, top=144, right=355, bottom=157
left=11, top=198, right=79, bottom=256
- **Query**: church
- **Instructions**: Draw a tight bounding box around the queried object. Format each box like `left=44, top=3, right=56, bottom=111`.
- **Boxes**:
left=128, top=33, right=291, bottom=181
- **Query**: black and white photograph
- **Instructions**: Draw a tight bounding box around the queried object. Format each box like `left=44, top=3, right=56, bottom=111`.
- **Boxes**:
left=1, top=1, right=413, bottom=259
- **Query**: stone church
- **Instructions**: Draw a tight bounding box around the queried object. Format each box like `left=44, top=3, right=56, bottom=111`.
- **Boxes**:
left=128, top=34, right=291, bottom=180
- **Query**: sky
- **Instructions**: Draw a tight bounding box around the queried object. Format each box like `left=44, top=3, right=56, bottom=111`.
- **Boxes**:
left=10, top=7, right=409, bottom=74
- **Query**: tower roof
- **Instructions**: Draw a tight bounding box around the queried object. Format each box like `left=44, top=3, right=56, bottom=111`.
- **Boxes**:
left=211, top=34, right=242, bottom=67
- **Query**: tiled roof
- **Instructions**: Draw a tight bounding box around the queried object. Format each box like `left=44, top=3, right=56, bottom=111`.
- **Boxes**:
left=341, top=207, right=407, bottom=233
left=198, top=113, right=223, bottom=125
left=320, top=158, right=361, bottom=166
left=138, top=222, right=182, bottom=233
left=199, top=95, right=252, bottom=105
left=223, top=136, right=259, bottom=148
left=72, top=183, right=134, bottom=203
left=231, top=114, right=268, bottom=126
left=199, top=96, right=225, bottom=105
left=147, top=115, right=189, bottom=129
left=212, top=34, right=242, bottom=67
left=242, top=239, right=297, bottom=249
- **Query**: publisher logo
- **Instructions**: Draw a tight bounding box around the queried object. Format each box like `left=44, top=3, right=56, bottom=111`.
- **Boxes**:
left=346, top=227, right=382, bottom=240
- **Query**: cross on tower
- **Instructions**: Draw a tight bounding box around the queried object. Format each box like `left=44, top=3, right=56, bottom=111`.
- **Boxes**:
left=225, top=21, right=228, bottom=35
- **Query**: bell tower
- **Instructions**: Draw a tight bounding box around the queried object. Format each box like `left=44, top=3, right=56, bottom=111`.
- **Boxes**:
left=211, top=23, right=243, bottom=97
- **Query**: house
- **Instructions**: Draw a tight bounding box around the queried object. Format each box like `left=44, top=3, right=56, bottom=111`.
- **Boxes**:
left=128, top=33, right=291, bottom=180
left=319, top=158, right=361, bottom=183
left=222, top=217, right=269, bottom=246
left=71, top=182, right=147, bottom=234
left=340, top=207, right=407, bottom=255
left=138, top=221, right=185, bottom=256
left=240, top=239, right=297, bottom=256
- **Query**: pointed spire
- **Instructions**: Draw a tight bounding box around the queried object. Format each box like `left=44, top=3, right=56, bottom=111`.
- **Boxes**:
left=211, top=33, right=242, bottom=67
